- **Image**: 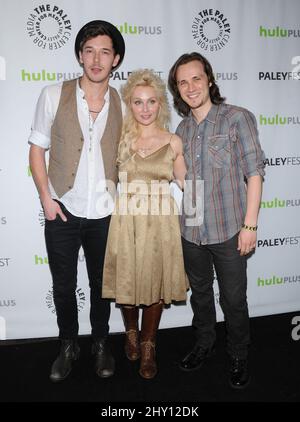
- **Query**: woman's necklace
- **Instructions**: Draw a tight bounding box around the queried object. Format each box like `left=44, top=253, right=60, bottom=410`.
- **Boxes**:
left=137, top=144, right=156, bottom=157
left=136, top=132, right=160, bottom=157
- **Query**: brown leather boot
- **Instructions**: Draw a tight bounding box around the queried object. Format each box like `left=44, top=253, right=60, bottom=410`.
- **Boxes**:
left=139, top=301, right=163, bottom=379
left=121, top=306, right=140, bottom=361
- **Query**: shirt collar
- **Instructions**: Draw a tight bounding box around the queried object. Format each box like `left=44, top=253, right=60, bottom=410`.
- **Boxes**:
left=205, top=103, right=219, bottom=124
left=76, top=78, right=110, bottom=102
left=189, top=103, right=219, bottom=125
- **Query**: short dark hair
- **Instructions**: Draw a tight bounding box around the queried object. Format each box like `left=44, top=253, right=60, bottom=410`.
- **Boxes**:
left=78, top=26, right=115, bottom=55
left=168, top=52, right=225, bottom=117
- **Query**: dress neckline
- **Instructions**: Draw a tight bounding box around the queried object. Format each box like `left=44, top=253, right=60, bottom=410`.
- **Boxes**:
left=131, top=143, right=170, bottom=159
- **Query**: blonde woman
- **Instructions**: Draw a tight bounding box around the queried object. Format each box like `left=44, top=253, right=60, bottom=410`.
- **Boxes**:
left=102, top=69, right=188, bottom=379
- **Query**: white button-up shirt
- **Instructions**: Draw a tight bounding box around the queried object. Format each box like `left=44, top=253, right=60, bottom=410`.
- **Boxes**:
left=29, top=80, right=113, bottom=219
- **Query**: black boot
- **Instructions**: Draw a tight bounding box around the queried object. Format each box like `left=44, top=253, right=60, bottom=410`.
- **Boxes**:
left=179, top=343, right=215, bottom=371
left=50, top=339, right=80, bottom=383
left=229, top=357, right=250, bottom=389
left=92, top=338, right=115, bottom=378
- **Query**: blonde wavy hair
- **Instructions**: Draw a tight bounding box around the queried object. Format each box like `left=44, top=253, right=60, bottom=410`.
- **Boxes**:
left=117, top=69, right=170, bottom=165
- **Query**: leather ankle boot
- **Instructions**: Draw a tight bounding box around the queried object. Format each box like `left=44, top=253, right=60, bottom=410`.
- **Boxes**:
left=139, top=302, right=163, bottom=379
left=121, top=306, right=140, bottom=361
left=92, top=337, right=115, bottom=378
left=50, top=339, right=80, bottom=383
left=139, top=340, right=157, bottom=379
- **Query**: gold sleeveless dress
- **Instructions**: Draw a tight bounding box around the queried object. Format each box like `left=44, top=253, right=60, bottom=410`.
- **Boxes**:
left=102, top=143, right=188, bottom=306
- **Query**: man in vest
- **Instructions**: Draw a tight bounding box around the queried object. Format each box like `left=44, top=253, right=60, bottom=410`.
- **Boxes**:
left=28, top=20, right=125, bottom=382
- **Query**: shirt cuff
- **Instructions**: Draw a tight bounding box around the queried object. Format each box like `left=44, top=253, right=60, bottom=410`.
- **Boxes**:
left=28, top=130, right=50, bottom=149
left=245, top=167, right=265, bottom=178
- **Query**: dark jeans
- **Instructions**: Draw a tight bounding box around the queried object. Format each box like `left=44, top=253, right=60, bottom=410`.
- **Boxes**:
left=45, top=201, right=111, bottom=341
left=182, top=234, right=250, bottom=358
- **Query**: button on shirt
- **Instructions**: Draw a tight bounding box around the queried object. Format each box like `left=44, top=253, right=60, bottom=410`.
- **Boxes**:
left=28, top=80, right=110, bottom=219
left=176, top=103, right=265, bottom=245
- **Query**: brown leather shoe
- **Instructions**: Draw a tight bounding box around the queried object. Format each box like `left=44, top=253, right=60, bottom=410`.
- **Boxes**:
left=139, top=340, right=157, bottom=379
left=125, top=329, right=140, bottom=361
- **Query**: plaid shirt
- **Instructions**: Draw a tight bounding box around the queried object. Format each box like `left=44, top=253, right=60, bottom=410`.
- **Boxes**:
left=176, top=103, right=265, bottom=245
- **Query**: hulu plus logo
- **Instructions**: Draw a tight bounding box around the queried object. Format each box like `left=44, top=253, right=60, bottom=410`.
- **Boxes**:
left=35, top=255, right=48, bottom=265
left=259, top=25, right=300, bottom=38
left=259, top=114, right=300, bottom=125
left=34, top=254, right=85, bottom=264
left=257, top=276, right=284, bottom=287
left=21, top=69, right=81, bottom=82
left=115, top=22, right=162, bottom=35
left=260, top=197, right=300, bottom=209
left=257, top=275, right=300, bottom=287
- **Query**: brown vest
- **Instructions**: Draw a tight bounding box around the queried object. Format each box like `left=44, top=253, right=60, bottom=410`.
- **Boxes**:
left=48, top=79, right=122, bottom=198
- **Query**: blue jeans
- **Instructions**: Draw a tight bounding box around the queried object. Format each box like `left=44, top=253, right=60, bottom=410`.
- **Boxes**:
left=45, top=201, right=111, bottom=340
left=182, top=234, right=250, bottom=358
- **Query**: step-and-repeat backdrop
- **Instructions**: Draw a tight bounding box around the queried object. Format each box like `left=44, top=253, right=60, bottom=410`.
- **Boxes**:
left=0, top=0, right=299, bottom=340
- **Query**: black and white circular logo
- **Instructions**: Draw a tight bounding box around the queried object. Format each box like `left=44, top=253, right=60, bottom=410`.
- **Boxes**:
left=192, top=9, right=231, bottom=52
left=39, top=209, right=45, bottom=227
left=46, top=287, right=86, bottom=314
left=26, top=4, right=72, bottom=51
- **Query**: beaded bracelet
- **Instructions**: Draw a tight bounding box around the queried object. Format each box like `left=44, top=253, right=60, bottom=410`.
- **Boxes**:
left=242, top=224, right=258, bottom=232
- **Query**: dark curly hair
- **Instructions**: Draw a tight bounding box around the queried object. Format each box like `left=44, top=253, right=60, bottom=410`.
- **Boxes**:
left=168, top=52, right=225, bottom=117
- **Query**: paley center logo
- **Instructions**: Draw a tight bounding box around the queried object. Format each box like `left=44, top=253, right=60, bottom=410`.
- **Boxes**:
left=257, top=236, right=300, bottom=248
left=46, top=287, right=86, bottom=313
left=110, top=69, right=164, bottom=81
left=264, top=156, right=300, bottom=167
left=258, top=71, right=300, bottom=81
left=39, top=209, right=45, bottom=227
left=26, top=4, right=72, bottom=51
left=192, top=8, right=231, bottom=52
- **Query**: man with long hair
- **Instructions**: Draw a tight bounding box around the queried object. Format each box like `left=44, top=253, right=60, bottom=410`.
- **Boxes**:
left=168, top=52, right=265, bottom=389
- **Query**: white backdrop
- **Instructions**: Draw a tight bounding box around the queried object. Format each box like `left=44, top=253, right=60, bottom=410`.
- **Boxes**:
left=0, top=0, right=299, bottom=340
